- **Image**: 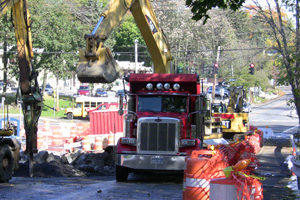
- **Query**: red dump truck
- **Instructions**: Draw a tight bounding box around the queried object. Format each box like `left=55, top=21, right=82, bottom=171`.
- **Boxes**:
left=115, top=73, right=222, bottom=181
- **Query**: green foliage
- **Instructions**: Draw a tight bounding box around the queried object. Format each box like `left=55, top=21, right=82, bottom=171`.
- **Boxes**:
left=229, top=65, right=270, bottom=90
left=29, top=0, right=84, bottom=78
left=185, top=0, right=246, bottom=23
left=6, top=95, right=73, bottom=118
left=112, top=15, right=150, bottom=65
left=114, top=15, right=145, bottom=47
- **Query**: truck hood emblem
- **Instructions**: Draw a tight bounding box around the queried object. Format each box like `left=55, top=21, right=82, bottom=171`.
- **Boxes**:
left=155, top=118, right=162, bottom=122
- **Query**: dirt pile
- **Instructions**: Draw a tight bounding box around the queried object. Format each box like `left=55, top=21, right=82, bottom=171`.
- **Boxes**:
left=14, top=148, right=115, bottom=177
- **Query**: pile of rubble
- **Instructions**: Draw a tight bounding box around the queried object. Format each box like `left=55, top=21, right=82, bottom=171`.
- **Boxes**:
left=14, top=147, right=115, bottom=177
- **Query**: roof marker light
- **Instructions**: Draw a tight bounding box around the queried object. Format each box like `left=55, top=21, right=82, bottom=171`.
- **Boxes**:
left=164, top=83, right=170, bottom=90
left=146, top=83, right=153, bottom=90
left=173, top=83, right=180, bottom=91
left=156, top=83, right=163, bottom=90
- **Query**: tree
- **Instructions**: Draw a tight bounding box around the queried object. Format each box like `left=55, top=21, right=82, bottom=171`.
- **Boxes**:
left=112, top=15, right=151, bottom=65
left=246, top=0, right=300, bottom=124
left=185, top=0, right=246, bottom=23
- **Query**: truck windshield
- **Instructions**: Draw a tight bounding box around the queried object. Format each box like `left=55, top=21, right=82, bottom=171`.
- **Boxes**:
left=138, top=95, right=187, bottom=113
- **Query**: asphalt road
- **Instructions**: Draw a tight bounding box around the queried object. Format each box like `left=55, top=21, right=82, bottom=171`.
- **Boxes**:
left=250, top=86, right=299, bottom=134
left=250, top=87, right=299, bottom=199
left=0, top=88, right=299, bottom=200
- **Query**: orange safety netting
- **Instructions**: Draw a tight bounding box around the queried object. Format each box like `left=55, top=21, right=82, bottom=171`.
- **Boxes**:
left=232, top=172, right=264, bottom=200
left=183, top=149, right=229, bottom=200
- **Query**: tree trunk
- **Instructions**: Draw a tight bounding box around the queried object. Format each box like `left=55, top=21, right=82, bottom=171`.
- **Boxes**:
left=295, top=0, right=300, bottom=125
left=41, top=69, right=48, bottom=96
left=273, top=0, right=300, bottom=126
left=56, top=78, right=59, bottom=111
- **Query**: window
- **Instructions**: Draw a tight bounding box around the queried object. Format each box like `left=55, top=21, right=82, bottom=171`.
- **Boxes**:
left=138, top=95, right=187, bottom=113
left=99, top=105, right=106, bottom=110
left=75, top=103, right=82, bottom=108
left=79, top=86, right=89, bottom=90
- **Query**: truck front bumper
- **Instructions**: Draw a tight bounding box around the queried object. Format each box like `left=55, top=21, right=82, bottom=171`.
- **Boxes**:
left=116, top=153, right=186, bottom=171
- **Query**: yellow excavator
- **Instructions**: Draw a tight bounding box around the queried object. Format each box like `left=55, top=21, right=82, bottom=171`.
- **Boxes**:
left=213, top=86, right=250, bottom=140
left=77, top=0, right=173, bottom=83
left=0, top=0, right=42, bottom=181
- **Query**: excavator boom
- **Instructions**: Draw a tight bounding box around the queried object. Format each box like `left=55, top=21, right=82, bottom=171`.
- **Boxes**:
left=0, top=0, right=42, bottom=177
left=77, top=0, right=172, bottom=83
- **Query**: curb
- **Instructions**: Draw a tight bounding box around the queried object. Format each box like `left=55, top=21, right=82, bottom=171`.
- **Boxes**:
left=252, top=93, right=286, bottom=109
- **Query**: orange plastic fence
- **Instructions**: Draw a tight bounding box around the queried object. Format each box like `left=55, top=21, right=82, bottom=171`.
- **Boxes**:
left=218, top=141, right=259, bottom=172
left=232, top=173, right=263, bottom=200
left=183, top=149, right=229, bottom=200
left=210, top=176, right=263, bottom=200
left=246, top=133, right=261, bottom=154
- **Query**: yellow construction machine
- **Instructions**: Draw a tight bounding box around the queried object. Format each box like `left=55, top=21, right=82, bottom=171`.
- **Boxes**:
left=77, top=0, right=173, bottom=83
left=213, top=86, right=250, bottom=140
left=0, top=0, right=42, bottom=181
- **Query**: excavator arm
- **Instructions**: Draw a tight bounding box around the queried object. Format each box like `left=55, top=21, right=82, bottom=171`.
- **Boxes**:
left=0, top=0, right=42, bottom=176
left=77, top=0, right=172, bottom=83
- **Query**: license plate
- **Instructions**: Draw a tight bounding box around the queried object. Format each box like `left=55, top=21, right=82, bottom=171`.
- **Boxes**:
left=222, top=120, right=231, bottom=129
left=151, top=156, right=164, bottom=165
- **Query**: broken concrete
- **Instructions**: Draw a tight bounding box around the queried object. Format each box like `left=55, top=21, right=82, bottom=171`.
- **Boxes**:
left=14, top=147, right=115, bottom=178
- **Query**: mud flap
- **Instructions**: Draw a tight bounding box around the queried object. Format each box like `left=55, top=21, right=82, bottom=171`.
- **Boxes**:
left=77, top=48, right=121, bottom=83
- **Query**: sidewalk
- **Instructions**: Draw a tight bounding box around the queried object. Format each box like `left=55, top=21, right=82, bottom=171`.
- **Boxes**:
left=256, top=145, right=295, bottom=199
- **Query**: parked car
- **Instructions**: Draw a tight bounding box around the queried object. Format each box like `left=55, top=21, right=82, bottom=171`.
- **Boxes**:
left=44, top=84, right=53, bottom=95
left=115, top=89, right=128, bottom=97
left=77, top=85, right=90, bottom=96
left=95, top=88, right=108, bottom=97
left=207, top=86, right=230, bottom=97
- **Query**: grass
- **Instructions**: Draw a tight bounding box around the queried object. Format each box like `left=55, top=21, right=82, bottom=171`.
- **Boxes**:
left=40, top=95, right=74, bottom=118
left=253, top=96, right=268, bottom=104
left=1, top=95, right=74, bottom=119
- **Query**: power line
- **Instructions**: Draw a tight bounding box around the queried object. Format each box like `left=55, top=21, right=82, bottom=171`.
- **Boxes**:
left=0, top=45, right=290, bottom=55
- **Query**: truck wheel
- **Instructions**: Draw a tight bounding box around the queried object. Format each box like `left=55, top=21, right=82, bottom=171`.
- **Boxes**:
left=0, top=144, right=14, bottom=183
left=116, top=165, right=128, bottom=182
left=67, top=113, right=73, bottom=120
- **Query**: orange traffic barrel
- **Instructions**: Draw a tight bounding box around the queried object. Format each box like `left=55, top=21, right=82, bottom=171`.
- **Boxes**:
left=94, top=136, right=103, bottom=151
left=210, top=177, right=263, bottom=200
left=82, top=136, right=91, bottom=151
left=183, top=149, right=229, bottom=200
left=210, top=178, right=237, bottom=200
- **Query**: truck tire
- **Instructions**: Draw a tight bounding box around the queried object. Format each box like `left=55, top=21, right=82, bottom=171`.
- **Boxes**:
left=67, top=113, right=73, bottom=120
left=116, top=165, right=128, bottom=182
left=0, top=144, right=14, bottom=183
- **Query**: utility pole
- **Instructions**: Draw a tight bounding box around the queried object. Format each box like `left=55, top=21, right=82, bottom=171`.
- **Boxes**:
left=212, top=46, right=221, bottom=103
left=135, top=39, right=138, bottom=73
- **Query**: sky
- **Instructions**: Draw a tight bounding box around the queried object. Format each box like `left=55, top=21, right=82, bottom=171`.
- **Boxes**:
left=245, top=0, right=296, bottom=23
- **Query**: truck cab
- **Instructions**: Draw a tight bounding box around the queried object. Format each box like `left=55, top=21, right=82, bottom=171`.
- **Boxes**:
left=115, top=73, right=222, bottom=181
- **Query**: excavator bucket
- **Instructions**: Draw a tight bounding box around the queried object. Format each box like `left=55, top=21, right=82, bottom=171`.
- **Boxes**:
left=77, top=47, right=121, bottom=83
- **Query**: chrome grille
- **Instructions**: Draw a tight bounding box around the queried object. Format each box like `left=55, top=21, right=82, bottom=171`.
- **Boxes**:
left=137, top=117, right=180, bottom=154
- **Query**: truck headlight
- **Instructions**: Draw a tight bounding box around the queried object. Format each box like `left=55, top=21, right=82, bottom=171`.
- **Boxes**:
left=120, top=137, right=136, bottom=146
left=125, top=114, right=135, bottom=122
